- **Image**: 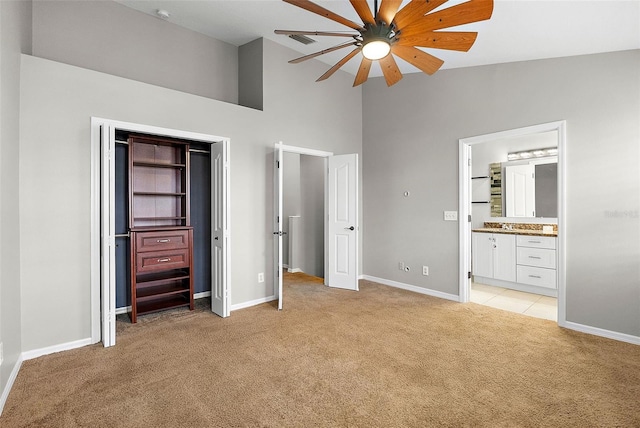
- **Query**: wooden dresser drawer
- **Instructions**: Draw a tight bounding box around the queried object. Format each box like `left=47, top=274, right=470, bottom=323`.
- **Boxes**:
left=135, top=229, right=190, bottom=252
left=136, top=249, right=189, bottom=273
left=517, top=247, right=556, bottom=269
left=517, top=265, right=557, bottom=289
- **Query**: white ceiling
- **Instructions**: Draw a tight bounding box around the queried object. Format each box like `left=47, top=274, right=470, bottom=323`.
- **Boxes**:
left=117, top=0, right=640, bottom=78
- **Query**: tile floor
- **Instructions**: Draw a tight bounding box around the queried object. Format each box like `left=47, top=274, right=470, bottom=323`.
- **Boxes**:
left=470, top=282, right=558, bottom=321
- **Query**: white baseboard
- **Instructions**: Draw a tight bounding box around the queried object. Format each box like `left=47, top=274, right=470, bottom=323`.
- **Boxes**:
left=21, top=338, right=93, bottom=361
left=560, top=320, right=640, bottom=346
left=0, top=354, right=23, bottom=416
left=115, top=292, right=213, bottom=315
left=230, top=295, right=277, bottom=312
left=287, top=268, right=302, bottom=273
left=361, top=275, right=460, bottom=302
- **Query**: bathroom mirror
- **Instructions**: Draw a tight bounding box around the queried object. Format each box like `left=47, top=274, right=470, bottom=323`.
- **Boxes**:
left=471, top=130, right=558, bottom=219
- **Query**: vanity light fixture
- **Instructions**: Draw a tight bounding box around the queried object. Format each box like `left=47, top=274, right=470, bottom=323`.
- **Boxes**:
left=507, top=147, right=558, bottom=161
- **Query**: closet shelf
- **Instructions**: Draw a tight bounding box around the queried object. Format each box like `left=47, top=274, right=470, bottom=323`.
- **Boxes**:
left=133, top=161, right=186, bottom=169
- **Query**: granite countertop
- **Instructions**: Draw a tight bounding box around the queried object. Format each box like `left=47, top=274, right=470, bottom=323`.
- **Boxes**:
left=472, top=227, right=557, bottom=237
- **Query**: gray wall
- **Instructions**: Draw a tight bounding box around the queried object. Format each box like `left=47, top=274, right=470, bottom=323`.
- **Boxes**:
left=283, top=152, right=301, bottom=267
left=300, top=155, right=325, bottom=278
left=19, top=36, right=362, bottom=352
left=239, top=38, right=263, bottom=110
left=0, top=0, right=31, bottom=405
left=363, top=50, right=640, bottom=336
left=282, top=153, right=324, bottom=278
left=32, top=0, right=238, bottom=104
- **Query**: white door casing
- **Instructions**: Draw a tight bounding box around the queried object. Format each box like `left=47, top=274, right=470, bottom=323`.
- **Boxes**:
left=328, top=154, right=358, bottom=291
left=211, top=141, right=230, bottom=317
left=459, top=120, right=566, bottom=326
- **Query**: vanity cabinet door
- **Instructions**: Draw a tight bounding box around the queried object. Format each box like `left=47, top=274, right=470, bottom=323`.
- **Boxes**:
left=472, top=232, right=494, bottom=278
left=493, top=234, right=517, bottom=282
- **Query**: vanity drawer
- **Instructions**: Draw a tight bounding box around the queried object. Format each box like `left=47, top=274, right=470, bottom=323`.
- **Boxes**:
left=135, top=229, right=190, bottom=252
left=516, top=235, right=556, bottom=249
left=517, top=247, right=556, bottom=269
left=136, top=249, right=189, bottom=273
left=517, top=265, right=557, bottom=289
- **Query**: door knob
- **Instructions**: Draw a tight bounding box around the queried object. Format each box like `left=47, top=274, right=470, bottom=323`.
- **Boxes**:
left=345, top=226, right=355, bottom=231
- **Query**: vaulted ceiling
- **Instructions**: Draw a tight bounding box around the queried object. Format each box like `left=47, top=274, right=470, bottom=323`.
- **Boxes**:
left=117, top=0, right=640, bottom=78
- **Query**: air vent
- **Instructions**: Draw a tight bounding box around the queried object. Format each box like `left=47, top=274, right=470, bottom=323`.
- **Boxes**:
left=288, top=34, right=316, bottom=45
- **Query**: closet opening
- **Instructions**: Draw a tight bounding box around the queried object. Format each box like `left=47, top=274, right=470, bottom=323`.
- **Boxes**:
left=91, top=118, right=230, bottom=347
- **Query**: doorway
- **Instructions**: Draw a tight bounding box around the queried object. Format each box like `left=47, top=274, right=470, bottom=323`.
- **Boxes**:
left=274, top=143, right=359, bottom=310
left=458, top=121, right=567, bottom=325
left=90, top=118, right=230, bottom=347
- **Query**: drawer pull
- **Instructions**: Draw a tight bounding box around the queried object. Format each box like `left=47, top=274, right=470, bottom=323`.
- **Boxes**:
left=157, top=239, right=170, bottom=243
left=528, top=241, right=541, bottom=244
left=528, top=274, right=542, bottom=279
left=157, top=258, right=171, bottom=263
left=528, top=256, right=542, bottom=259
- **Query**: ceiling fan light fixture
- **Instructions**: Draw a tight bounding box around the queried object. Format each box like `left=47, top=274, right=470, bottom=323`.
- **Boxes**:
left=362, top=39, right=391, bottom=60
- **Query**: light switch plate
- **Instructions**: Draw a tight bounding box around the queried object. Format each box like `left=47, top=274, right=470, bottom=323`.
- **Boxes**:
left=444, top=211, right=458, bottom=221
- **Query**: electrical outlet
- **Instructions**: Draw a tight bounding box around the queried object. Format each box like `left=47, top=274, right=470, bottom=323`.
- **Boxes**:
left=444, top=211, right=458, bottom=221
left=398, top=262, right=404, bottom=271
left=257, top=272, right=264, bottom=283
left=422, top=266, right=429, bottom=276
left=404, top=265, right=410, bottom=272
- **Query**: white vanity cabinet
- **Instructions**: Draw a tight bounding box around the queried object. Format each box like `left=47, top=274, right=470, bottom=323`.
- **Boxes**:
left=516, top=235, right=557, bottom=289
left=472, top=231, right=557, bottom=296
left=472, top=232, right=516, bottom=282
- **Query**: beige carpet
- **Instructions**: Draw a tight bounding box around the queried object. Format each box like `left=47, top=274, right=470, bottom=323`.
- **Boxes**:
left=2, top=272, right=639, bottom=427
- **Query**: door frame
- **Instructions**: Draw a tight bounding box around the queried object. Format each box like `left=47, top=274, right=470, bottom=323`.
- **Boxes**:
left=458, top=120, right=567, bottom=325
left=273, top=141, right=333, bottom=309
left=90, top=117, right=231, bottom=347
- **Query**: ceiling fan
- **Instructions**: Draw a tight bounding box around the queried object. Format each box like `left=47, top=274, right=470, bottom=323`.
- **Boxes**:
left=275, top=0, right=494, bottom=87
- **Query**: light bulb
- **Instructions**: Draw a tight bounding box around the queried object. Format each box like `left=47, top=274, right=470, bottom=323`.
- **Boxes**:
left=362, top=40, right=391, bottom=60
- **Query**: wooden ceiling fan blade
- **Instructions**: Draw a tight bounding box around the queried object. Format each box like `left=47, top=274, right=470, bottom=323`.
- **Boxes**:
left=289, top=42, right=358, bottom=64
left=393, top=0, right=448, bottom=30
left=391, top=45, right=444, bottom=75
left=377, top=0, right=403, bottom=26
left=379, top=54, right=403, bottom=87
left=349, top=0, right=375, bottom=25
left=353, top=57, right=372, bottom=87
left=397, top=31, right=478, bottom=52
left=275, top=30, right=359, bottom=37
left=401, top=0, right=493, bottom=34
left=317, top=48, right=361, bottom=82
left=283, top=0, right=364, bottom=30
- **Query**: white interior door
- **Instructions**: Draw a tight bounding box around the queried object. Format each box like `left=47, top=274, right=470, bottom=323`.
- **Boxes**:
left=100, top=125, right=116, bottom=347
left=274, top=145, right=284, bottom=309
left=505, top=164, right=535, bottom=217
left=328, top=154, right=358, bottom=291
left=211, top=141, right=229, bottom=317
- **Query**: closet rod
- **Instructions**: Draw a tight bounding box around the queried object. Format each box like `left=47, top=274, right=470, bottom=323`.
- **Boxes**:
left=115, top=140, right=129, bottom=145
left=115, top=233, right=130, bottom=238
left=189, top=148, right=210, bottom=154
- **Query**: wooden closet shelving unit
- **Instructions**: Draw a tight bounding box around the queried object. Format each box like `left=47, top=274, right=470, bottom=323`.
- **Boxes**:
left=128, top=134, right=194, bottom=323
